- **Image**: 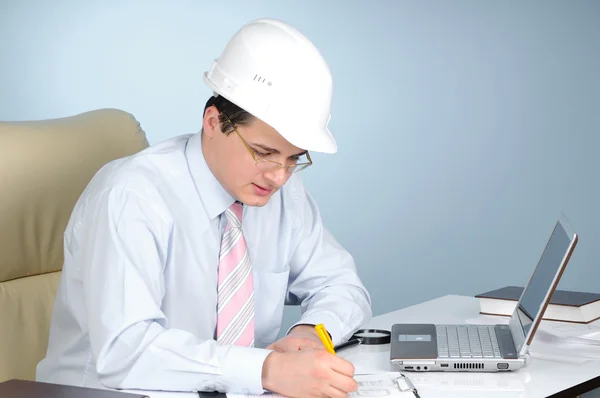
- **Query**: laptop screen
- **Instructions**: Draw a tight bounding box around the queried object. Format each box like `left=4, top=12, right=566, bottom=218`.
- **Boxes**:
left=509, top=218, right=576, bottom=354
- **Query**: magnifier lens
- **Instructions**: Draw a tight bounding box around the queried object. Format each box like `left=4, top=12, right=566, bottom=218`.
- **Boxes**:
left=355, top=331, right=388, bottom=338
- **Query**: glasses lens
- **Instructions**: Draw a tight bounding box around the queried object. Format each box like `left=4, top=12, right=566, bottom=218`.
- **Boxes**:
left=292, top=163, right=310, bottom=173
left=293, top=153, right=310, bottom=165
left=255, top=156, right=311, bottom=173
left=256, top=160, right=281, bottom=171
left=289, top=153, right=311, bottom=173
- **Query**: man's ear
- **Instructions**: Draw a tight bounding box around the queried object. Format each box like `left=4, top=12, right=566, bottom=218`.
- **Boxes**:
left=202, top=106, right=221, bottom=138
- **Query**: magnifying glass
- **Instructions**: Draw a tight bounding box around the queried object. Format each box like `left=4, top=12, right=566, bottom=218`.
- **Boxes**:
left=334, top=329, right=391, bottom=352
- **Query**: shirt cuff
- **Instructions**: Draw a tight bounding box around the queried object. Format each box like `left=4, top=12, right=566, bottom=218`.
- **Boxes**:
left=288, top=312, right=344, bottom=345
left=220, top=345, right=272, bottom=394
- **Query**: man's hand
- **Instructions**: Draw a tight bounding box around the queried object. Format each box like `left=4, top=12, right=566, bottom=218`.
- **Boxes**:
left=266, top=324, right=325, bottom=352
left=262, top=350, right=358, bottom=398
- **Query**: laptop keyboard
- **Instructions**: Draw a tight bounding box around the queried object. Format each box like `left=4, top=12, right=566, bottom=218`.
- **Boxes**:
left=436, top=325, right=502, bottom=358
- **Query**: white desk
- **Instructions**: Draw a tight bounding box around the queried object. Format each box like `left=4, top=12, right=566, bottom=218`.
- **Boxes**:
left=337, top=294, right=600, bottom=398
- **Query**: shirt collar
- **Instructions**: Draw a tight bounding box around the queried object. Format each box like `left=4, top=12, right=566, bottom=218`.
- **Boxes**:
left=185, top=132, right=235, bottom=220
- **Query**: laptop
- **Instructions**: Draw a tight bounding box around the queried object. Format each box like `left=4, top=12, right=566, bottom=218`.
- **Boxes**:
left=390, top=215, right=578, bottom=372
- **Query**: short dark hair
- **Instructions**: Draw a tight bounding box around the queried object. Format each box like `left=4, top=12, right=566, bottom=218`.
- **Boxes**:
left=203, top=95, right=255, bottom=135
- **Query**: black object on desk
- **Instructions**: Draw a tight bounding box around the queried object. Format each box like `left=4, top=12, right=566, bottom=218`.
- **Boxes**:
left=0, top=379, right=149, bottom=397
left=335, top=329, right=391, bottom=352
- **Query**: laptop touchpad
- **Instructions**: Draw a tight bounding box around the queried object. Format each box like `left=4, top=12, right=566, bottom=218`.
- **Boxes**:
left=391, top=324, right=437, bottom=359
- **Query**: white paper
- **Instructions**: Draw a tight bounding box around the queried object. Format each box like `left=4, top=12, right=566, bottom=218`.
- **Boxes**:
left=529, top=342, right=600, bottom=363
left=227, top=373, right=415, bottom=398
left=530, top=327, right=600, bottom=362
left=536, top=321, right=600, bottom=345
left=350, top=373, right=415, bottom=397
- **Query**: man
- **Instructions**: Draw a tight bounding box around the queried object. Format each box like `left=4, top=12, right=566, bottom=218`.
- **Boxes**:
left=37, top=18, right=371, bottom=397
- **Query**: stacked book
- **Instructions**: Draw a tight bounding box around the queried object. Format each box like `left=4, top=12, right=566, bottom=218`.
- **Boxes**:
left=475, top=286, right=600, bottom=324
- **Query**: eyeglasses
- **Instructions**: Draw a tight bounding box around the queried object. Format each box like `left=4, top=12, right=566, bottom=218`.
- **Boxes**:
left=219, top=110, right=312, bottom=173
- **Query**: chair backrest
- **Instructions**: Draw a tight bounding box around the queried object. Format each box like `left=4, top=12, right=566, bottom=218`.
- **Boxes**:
left=0, top=109, right=149, bottom=382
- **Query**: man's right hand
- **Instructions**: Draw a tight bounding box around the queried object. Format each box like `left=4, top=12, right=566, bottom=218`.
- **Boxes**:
left=261, top=350, right=358, bottom=398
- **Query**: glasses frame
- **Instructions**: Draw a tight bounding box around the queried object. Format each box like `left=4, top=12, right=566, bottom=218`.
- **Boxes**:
left=219, top=110, right=313, bottom=173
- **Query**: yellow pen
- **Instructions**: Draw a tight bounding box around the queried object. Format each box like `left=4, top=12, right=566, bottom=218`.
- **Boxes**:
left=315, top=323, right=336, bottom=354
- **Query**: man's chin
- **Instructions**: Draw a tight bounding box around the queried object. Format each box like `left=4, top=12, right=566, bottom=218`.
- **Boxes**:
left=237, top=192, right=272, bottom=207
left=246, top=199, right=269, bottom=207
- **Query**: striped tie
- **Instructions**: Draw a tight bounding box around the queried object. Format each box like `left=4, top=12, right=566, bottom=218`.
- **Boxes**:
left=216, top=202, right=255, bottom=347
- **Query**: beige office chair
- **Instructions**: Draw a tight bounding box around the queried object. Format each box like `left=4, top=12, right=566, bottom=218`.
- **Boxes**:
left=0, top=109, right=149, bottom=382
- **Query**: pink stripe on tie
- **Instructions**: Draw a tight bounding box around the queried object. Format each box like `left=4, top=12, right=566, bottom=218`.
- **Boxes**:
left=216, top=202, right=254, bottom=347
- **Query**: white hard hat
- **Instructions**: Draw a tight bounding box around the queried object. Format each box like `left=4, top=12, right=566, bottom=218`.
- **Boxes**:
left=203, top=18, right=337, bottom=154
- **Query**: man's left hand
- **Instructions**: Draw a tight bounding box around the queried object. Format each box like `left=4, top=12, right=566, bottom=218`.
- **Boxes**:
left=266, top=324, right=326, bottom=353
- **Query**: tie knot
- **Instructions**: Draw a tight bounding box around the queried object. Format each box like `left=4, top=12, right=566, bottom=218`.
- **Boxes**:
left=225, top=202, right=243, bottom=228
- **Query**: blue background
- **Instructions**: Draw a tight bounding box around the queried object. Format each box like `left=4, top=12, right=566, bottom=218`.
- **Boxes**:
left=2, top=1, right=599, bottom=333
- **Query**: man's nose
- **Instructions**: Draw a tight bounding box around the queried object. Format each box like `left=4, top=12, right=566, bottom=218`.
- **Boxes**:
left=264, top=167, right=290, bottom=187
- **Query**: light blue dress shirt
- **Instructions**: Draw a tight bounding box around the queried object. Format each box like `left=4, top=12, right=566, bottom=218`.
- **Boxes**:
left=36, top=132, right=372, bottom=394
